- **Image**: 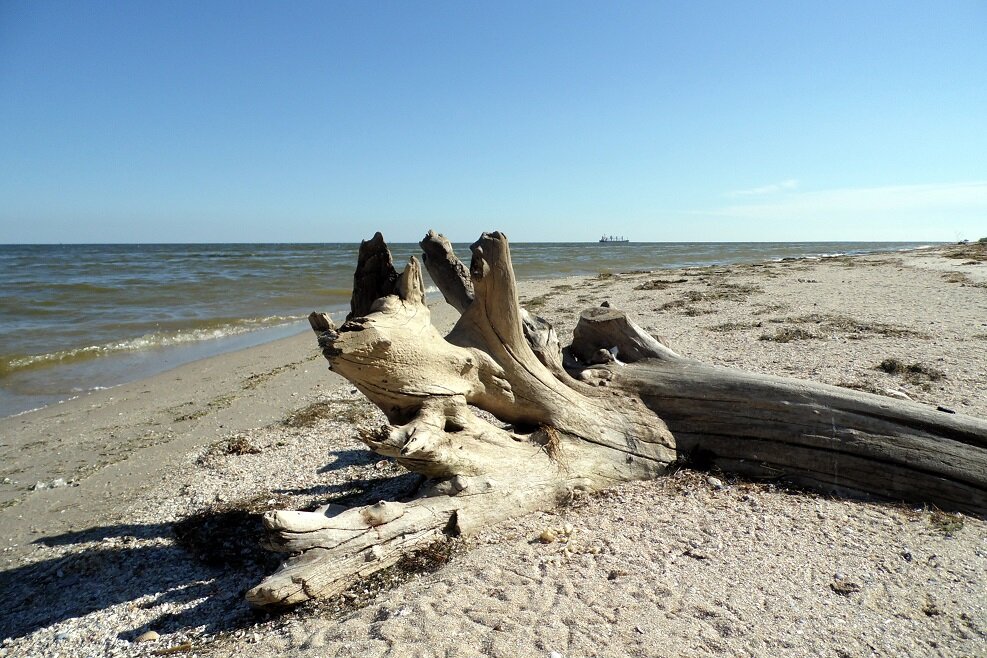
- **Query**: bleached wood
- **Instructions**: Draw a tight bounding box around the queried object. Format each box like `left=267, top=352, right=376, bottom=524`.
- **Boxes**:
left=571, top=307, right=681, bottom=363
left=616, top=359, right=987, bottom=513
left=420, top=230, right=473, bottom=313
left=247, top=229, right=987, bottom=610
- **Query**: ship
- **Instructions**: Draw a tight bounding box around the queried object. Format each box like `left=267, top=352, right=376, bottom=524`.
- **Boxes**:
left=599, top=235, right=629, bottom=243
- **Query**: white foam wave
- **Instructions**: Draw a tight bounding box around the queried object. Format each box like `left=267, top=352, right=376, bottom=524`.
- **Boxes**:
left=4, top=315, right=308, bottom=372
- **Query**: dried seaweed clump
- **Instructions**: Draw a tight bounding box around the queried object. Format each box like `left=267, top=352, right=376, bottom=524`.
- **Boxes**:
left=226, top=436, right=262, bottom=455
left=929, top=509, right=965, bottom=535
left=942, top=240, right=987, bottom=262
left=173, top=493, right=293, bottom=568
left=759, top=327, right=818, bottom=343
left=877, top=359, right=946, bottom=384
left=634, top=278, right=688, bottom=291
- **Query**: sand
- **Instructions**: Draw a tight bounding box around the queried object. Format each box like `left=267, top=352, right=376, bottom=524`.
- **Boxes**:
left=0, top=246, right=984, bottom=657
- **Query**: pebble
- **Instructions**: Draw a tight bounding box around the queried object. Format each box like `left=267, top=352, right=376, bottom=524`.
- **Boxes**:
left=136, top=630, right=160, bottom=642
left=707, top=476, right=725, bottom=489
left=538, top=529, right=557, bottom=543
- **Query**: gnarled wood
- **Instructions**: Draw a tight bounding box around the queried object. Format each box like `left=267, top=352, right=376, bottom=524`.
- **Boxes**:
left=617, top=359, right=987, bottom=513
left=571, top=307, right=681, bottom=363
left=247, top=229, right=987, bottom=610
left=348, top=231, right=398, bottom=320
left=419, top=230, right=473, bottom=313
left=419, top=231, right=571, bottom=382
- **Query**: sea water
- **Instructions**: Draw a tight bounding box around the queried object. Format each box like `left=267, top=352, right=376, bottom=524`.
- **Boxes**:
left=0, top=240, right=931, bottom=417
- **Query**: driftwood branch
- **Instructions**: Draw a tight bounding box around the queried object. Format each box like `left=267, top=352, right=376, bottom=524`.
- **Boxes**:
left=247, top=229, right=987, bottom=610
left=419, top=230, right=473, bottom=313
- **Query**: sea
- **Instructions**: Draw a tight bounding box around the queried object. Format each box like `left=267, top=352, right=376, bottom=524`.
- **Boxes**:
left=0, top=240, right=933, bottom=418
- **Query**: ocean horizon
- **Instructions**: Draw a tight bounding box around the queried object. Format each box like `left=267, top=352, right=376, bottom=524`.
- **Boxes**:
left=0, top=240, right=936, bottom=417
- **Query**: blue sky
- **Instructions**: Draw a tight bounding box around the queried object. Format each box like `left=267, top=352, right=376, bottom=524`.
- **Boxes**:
left=1, top=1, right=985, bottom=243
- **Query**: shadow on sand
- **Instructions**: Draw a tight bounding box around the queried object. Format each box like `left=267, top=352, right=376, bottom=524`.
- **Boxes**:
left=0, top=468, right=423, bottom=642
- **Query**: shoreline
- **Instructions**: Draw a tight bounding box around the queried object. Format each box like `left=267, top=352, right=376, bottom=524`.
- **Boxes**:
left=0, top=242, right=938, bottom=420
left=1, top=244, right=985, bottom=656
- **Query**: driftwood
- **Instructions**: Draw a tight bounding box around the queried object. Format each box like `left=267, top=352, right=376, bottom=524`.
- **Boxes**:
left=245, top=230, right=987, bottom=609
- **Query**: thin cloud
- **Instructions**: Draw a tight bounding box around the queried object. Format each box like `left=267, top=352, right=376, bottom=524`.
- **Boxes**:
left=729, top=179, right=800, bottom=197
left=676, top=180, right=987, bottom=240
left=708, top=181, right=987, bottom=221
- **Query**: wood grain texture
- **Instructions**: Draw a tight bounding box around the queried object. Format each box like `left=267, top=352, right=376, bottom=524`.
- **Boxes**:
left=248, top=230, right=987, bottom=610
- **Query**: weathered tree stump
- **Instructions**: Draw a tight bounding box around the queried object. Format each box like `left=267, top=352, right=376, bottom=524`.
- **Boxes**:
left=246, top=230, right=987, bottom=609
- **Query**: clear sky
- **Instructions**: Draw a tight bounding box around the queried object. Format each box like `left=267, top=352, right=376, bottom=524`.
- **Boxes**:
left=1, top=1, right=985, bottom=243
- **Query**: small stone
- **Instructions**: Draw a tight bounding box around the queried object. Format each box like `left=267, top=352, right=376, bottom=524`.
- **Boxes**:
left=562, top=523, right=574, bottom=535
left=136, top=630, right=160, bottom=643
left=550, top=652, right=564, bottom=658
left=538, top=530, right=557, bottom=544
left=901, top=548, right=913, bottom=562
left=1, top=477, right=11, bottom=484
left=706, top=476, right=724, bottom=489
left=32, top=481, right=48, bottom=491
left=50, top=478, right=68, bottom=488
left=55, top=630, right=72, bottom=642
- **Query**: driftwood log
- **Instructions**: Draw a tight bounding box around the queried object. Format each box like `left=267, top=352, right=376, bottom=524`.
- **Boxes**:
left=245, top=231, right=987, bottom=609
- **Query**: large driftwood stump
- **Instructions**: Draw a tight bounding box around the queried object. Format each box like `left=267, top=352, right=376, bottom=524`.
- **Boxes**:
left=246, top=231, right=987, bottom=609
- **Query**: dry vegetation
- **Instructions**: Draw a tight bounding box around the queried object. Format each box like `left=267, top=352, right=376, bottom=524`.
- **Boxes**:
left=633, top=278, right=688, bottom=291
left=941, top=239, right=987, bottom=262
left=756, top=313, right=927, bottom=341
left=283, top=398, right=375, bottom=428
left=878, top=358, right=946, bottom=385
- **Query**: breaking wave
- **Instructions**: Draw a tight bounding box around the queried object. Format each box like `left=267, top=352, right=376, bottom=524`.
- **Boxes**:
left=0, top=315, right=307, bottom=377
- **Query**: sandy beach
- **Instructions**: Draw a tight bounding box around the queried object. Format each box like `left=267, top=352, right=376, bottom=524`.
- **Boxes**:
left=1, top=245, right=985, bottom=657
